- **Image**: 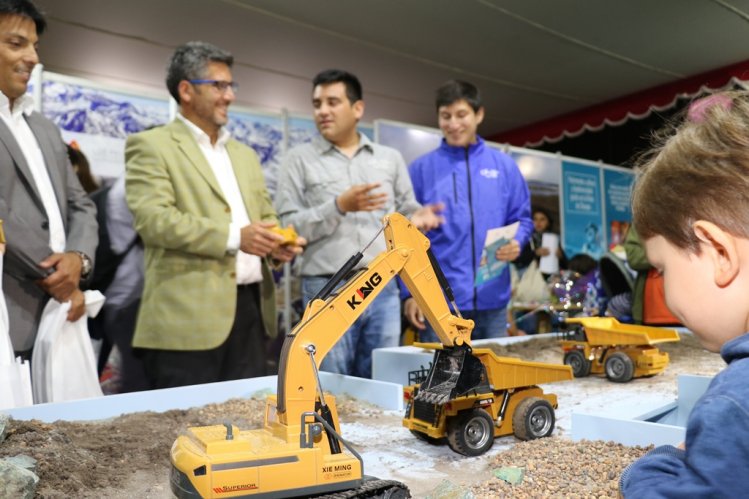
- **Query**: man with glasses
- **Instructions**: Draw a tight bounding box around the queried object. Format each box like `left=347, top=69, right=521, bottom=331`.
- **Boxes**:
left=125, top=41, right=303, bottom=389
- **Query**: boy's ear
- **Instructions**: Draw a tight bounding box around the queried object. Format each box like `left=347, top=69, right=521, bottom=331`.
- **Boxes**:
left=692, top=220, right=739, bottom=287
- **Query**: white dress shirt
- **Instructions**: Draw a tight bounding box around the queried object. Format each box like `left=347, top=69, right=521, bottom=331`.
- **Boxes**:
left=0, top=92, right=66, bottom=253
left=177, top=114, right=262, bottom=285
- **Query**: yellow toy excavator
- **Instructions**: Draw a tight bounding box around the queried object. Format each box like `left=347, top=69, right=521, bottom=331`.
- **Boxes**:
left=170, top=213, right=489, bottom=498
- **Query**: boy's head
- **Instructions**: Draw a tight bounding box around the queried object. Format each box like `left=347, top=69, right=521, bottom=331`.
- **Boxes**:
left=632, top=91, right=749, bottom=351
left=435, top=80, right=484, bottom=148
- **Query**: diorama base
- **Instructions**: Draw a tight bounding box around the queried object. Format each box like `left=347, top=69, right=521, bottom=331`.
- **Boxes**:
left=2, top=372, right=403, bottom=423
left=572, top=374, right=710, bottom=446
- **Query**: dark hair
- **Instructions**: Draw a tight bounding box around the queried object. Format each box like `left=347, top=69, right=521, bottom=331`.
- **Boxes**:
left=567, top=254, right=597, bottom=276
left=532, top=207, right=553, bottom=231
left=0, top=0, right=46, bottom=34
left=67, top=144, right=98, bottom=194
left=166, top=41, right=233, bottom=104
left=435, top=80, right=482, bottom=111
left=312, top=69, right=362, bottom=104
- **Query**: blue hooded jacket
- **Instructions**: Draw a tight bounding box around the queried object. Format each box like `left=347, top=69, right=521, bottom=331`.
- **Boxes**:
left=619, top=333, right=749, bottom=498
left=403, top=137, right=532, bottom=311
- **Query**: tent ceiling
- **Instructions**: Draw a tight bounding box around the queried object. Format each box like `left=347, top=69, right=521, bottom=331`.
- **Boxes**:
left=33, top=0, right=749, bottom=144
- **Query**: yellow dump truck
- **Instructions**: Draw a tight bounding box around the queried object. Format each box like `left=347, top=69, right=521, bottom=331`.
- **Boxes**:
left=402, top=344, right=573, bottom=456
left=560, top=317, right=680, bottom=383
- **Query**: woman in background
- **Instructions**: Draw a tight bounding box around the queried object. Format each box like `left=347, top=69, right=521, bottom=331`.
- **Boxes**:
left=67, top=141, right=99, bottom=194
left=515, top=207, right=567, bottom=279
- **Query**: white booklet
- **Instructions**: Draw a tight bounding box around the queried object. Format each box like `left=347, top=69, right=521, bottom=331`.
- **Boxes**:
left=475, top=222, right=520, bottom=286
left=539, top=232, right=560, bottom=274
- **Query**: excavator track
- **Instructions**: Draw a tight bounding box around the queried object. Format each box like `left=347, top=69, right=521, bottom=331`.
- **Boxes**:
left=312, top=477, right=410, bottom=498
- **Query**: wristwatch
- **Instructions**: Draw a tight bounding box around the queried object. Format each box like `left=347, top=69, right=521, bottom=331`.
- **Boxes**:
left=75, top=251, right=93, bottom=278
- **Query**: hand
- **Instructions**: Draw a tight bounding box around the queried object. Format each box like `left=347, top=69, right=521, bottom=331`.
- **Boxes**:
left=507, top=324, right=527, bottom=336
left=37, top=252, right=82, bottom=302
left=336, top=183, right=387, bottom=213
left=535, top=247, right=551, bottom=257
left=240, top=221, right=287, bottom=257
left=66, top=288, right=86, bottom=322
left=404, top=298, right=426, bottom=330
left=271, top=234, right=306, bottom=263
left=410, top=203, right=445, bottom=232
left=495, top=239, right=521, bottom=262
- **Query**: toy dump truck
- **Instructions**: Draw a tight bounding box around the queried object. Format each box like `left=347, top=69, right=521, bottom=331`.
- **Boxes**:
left=402, top=344, right=573, bottom=456
left=560, top=317, right=680, bottom=383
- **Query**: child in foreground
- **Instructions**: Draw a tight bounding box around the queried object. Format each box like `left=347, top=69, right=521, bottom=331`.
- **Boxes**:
left=619, top=91, right=749, bottom=497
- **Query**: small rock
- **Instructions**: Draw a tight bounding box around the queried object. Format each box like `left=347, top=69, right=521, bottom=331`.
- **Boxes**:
left=251, top=388, right=274, bottom=398
left=424, top=479, right=476, bottom=499
left=494, top=466, right=525, bottom=485
left=0, top=459, right=39, bottom=499
left=7, top=455, right=37, bottom=473
left=0, top=414, right=8, bottom=443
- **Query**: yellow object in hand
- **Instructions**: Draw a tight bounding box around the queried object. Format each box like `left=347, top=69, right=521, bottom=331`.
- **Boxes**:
left=271, top=225, right=298, bottom=245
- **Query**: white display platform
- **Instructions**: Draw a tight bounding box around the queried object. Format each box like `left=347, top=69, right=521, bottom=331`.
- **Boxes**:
left=571, top=374, right=711, bottom=446
left=2, top=372, right=403, bottom=423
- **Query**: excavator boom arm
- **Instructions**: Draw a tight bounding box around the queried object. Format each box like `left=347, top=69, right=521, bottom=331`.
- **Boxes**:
left=276, top=213, right=473, bottom=424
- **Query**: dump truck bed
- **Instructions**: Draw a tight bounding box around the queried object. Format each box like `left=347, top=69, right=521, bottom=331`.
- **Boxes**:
left=565, top=317, right=680, bottom=346
left=472, top=347, right=573, bottom=390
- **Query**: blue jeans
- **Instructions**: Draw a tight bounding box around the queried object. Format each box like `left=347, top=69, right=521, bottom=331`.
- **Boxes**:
left=302, top=276, right=400, bottom=378
left=417, top=307, right=508, bottom=343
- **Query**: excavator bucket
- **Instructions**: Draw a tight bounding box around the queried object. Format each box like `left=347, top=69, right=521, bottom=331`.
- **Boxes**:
left=415, top=345, right=491, bottom=405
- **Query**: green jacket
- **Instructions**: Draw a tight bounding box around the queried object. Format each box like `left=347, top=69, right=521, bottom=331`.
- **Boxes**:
left=125, top=119, right=278, bottom=350
left=623, top=228, right=649, bottom=324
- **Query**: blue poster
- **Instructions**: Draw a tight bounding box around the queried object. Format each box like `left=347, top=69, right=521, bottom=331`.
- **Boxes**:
left=41, top=77, right=170, bottom=180
left=603, top=169, right=635, bottom=249
left=375, top=120, right=441, bottom=166
left=562, top=161, right=604, bottom=260
left=511, top=151, right=563, bottom=239
left=358, top=123, right=375, bottom=141
left=226, top=110, right=283, bottom=197
left=288, top=116, right=318, bottom=149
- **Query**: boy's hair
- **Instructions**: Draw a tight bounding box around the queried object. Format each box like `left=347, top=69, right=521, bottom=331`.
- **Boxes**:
left=435, top=80, right=482, bottom=112
left=0, top=0, right=46, bottom=34
left=313, top=69, right=362, bottom=104
left=166, top=41, right=233, bottom=104
left=632, top=90, right=749, bottom=253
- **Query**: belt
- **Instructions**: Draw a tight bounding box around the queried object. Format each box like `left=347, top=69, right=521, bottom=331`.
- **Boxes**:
left=305, top=274, right=334, bottom=279
left=237, top=282, right=260, bottom=290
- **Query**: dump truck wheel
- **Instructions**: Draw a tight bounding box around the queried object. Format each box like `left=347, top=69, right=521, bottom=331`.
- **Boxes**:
left=564, top=350, right=591, bottom=377
left=446, top=409, right=494, bottom=456
left=605, top=352, right=635, bottom=382
left=513, top=397, right=555, bottom=441
left=410, top=430, right=445, bottom=445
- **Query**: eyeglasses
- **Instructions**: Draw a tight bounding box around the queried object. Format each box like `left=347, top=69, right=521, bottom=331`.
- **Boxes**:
left=188, top=79, right=238, bottom=93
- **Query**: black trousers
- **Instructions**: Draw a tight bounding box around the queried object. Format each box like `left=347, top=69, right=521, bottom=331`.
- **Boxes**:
left=140, top=283, right=266, bottom=389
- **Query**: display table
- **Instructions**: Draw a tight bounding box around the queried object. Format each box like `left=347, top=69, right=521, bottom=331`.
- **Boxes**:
left=2, top=372, right=403, bottom=423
